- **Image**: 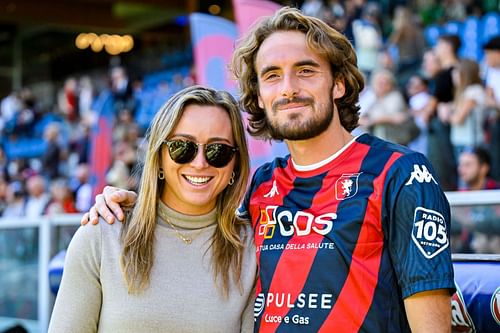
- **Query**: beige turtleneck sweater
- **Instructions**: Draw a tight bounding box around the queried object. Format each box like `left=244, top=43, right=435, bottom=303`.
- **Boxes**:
left=48, top=202, right=256, bottom=333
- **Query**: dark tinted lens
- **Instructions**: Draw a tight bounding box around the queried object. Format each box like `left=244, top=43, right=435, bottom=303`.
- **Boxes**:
left=205, top=143, right=236, bottom=168
left=167, top=140, right=197, bottom=164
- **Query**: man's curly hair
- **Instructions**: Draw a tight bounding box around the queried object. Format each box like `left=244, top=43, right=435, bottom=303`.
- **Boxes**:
left=231, top=7, right=365, bottom=140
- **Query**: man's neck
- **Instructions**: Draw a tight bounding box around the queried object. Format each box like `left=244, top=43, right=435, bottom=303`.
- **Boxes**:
left=468, top=178, right=486, bottom=191
left=286, top=124, right=353, bottom=166
left=441, top=56, right=458, bottom=69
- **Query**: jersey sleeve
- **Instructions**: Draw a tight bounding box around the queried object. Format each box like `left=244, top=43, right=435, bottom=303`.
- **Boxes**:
left=48, top=223, right=103, bottom=333
left=383, top=152, right=455, bottom=299
left=237, top=166, right=261, bottom=222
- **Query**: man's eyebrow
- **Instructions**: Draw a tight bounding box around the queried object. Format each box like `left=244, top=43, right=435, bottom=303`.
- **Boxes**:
left=259, top=60, right=321, bottom=76
left=295, top=60, right=321, bottom=68
left=259, top=65, right=280, bottom=77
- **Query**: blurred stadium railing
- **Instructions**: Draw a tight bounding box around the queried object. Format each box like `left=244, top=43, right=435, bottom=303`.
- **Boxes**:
left=0, top=190, right=499, bottom=332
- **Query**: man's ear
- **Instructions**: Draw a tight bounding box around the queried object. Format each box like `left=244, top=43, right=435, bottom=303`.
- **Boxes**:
left=480, top=163, right=490, bottom=178
left=333, top=81, right=346, bottom=99
left=258, top=94, right=264, bottom=109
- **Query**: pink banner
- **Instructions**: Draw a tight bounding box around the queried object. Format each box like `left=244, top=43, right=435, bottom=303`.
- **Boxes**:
left=232, top=0, right=281, bottom=34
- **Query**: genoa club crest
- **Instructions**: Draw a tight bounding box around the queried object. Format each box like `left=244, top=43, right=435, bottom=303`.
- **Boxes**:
left=335, top=173, right=361, bottom=200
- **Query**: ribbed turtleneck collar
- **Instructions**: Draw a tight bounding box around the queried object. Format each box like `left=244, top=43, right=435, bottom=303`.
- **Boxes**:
left=156, top=200, right=217, bottom=230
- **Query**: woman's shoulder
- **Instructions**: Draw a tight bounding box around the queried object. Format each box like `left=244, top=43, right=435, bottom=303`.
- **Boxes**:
left=240, top=222, right=255, bottom=250
left=72, top=219, right=122, bottom=248
left=464, top=84, right=486, bottom=95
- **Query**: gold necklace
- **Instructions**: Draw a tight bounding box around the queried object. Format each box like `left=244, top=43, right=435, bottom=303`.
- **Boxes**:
left=164, top=217, right=203, bottom=245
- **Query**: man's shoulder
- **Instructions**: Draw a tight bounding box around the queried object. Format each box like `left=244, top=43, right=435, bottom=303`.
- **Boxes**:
left=253, top=155, right=290, bottom=177
left=357, top=134, right=415, bottom=156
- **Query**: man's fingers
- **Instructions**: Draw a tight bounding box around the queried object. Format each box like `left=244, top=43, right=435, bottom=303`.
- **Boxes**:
left=80, top=212, right=90, bottom=225
left=94, top=194, right=115, bottom=224
left=104, top=187, right=137, bottom=221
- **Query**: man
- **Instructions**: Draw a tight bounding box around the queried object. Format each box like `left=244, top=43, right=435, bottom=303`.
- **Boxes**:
left=483, top=35, right=500, bottom=105
left=85, top=7, right=454, bottom=332
left=422, top=34, right=461, bottom=191
left=482, top=35, right=500, bottom=181
left=406, top=74, right=431, bottom=155
left=458, top=146, right=500, bottom=191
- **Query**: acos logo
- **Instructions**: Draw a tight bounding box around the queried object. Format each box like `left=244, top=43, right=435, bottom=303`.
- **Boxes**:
left=258, top=206, right=336, bottom=239
left=491, top=286, right=500, bottom=326
left=451, top=282, right=475, bottom=332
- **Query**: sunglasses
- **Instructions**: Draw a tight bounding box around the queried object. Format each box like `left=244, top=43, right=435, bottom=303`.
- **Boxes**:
left=164, top=139, right=238, bottom=168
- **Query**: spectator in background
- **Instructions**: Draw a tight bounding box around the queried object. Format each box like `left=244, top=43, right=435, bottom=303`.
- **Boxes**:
left=423, top=34, right=461, bottom=190
left=300, top=0, right=324, bottom=18
left=0, top=146, right=9, bottom=181
left=352, top=2, right=383, bottom=79
left=343, top=0, right=366, bottom=43
left=106, top=141, right=137, bottom=190
left=458, top=146, right=500, bottom=191
left=78, top=76, right=95, bottom=125
left=2, top=181, right=26, bottom=218
left=110, top=66, right=135, bottom=116
left=447, top=59, right=487, bottom=157
left=44, top=178, right=78, bottom=215
left=0, top=176, right=8, bottom=216
left=406, top=74, right=431, bottom=155
left=24, top=175, right=50, bottom=219
left=0, top=90, right=21, bottom=136
left=41, top=122, right=62, bottom=180
left=483, top=36, right=500, bottom=181
left=69, top=122, right=91, bottom=165
left=10, top=88, right=36, bottom=138
left=113, top=108, right=137, bottom=144
left=71, top=163, right=92, bottom=213
left=421, top=49, right=442, bottom=88
left=388, top=5, right=425, bottom=87
left=483, top=36, right=500, bottom=105
left=359, top=69, right=415, bottom=145
left=57, top=77, right=79, bottom=124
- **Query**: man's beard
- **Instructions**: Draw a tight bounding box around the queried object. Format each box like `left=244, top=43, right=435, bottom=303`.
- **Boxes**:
left=268, top=95, right=334, bottom=141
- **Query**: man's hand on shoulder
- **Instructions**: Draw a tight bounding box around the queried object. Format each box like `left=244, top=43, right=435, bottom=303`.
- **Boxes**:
left=80, top=186, right=138, bottom=225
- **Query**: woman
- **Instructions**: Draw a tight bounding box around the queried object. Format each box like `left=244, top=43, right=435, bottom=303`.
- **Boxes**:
left=48, top=86, right=256, bottom=332
left=447, top=59, right=487, bottom=157
left=359, top=69, right=417, bottom=146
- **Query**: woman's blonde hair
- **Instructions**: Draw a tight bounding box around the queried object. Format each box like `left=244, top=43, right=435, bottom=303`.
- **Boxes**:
left=231, top=6, right=364, bottom=139
left=120, top=85, right=250, bottom=295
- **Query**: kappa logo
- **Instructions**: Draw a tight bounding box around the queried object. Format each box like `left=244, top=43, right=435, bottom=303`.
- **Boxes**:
left=491, top=286, right=500, bottom=326
left=263, top=180, right=279, bottom=198
left=412, top=207, right=449, bottom=259
left=335, top=173, right=361, bottom=200
left=451, top=282, right=476, bottom=332
left=254, top=293, right=265, bottom=319
left=405, top=164, right=438, bottom=186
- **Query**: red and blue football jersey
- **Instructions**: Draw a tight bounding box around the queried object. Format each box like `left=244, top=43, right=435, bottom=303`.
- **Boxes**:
left=237, top=134, right=455, bottom=332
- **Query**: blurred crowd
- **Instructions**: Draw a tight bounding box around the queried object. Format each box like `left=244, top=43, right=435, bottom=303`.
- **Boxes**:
left=300, top=0, right=500, bottom=192
left=0, top=62, right=194, bottom=219
left=0, top=0, right=498, bottom=250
